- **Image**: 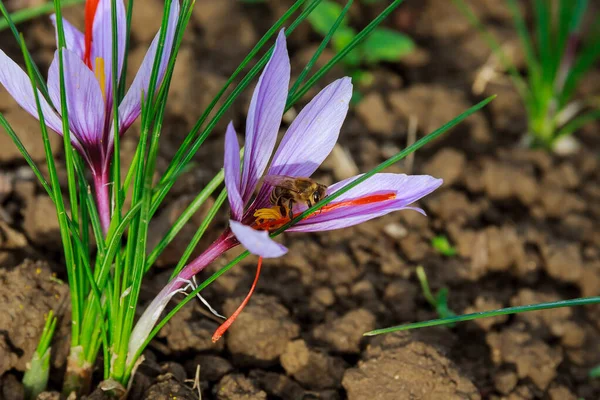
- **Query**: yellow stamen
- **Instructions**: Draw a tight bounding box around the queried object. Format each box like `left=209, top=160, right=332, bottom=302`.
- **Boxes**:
left=94, top=57, right=106, bottom=101
left=253, top=206, right=284, bottom=222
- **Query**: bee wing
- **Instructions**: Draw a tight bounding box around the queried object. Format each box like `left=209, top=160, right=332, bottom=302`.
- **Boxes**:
left=262, top=175, right=301, bottom=192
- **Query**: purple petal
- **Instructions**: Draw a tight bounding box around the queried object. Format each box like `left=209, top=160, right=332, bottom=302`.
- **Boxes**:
left=50, top=15, right=85, bottom=58
left=240, top=29, right=290, bottom=204
left=117, top=0, right=180, bottom=133
left=268, top=77, right=352, bottom=177
left=230, top=220, right=288, bottom=258
left=224, top=123, right=244, bottom=220
left=288, top=173, right=443, bottom=232
left=48, top=49, right=105, bottom=152
left=0, top=50, right=65, bottom=136
left=91, top=0, right=127, bottom=104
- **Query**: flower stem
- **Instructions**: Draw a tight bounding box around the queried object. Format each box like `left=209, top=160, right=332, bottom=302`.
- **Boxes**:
left=93, top=172, right=111, bottom=235
left=124, top=231, right=238, bottom=370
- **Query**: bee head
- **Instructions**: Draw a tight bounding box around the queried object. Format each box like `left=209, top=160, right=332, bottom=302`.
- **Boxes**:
left=313, top=184, right=328, bottom=204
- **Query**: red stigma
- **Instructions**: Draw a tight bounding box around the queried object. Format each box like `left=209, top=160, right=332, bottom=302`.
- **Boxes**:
left=317, top=193, right=396, bottom=214
left=212, top=257, right=263, bottom=343
left=84, top=0, right=100, bottom=68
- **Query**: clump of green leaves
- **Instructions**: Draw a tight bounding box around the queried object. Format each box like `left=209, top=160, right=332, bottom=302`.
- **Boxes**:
left=22, top=311, right=57, bottom=400
left=431, top=235, right=457, bottom=257
left=416, top=266, right=456, bottom=322
left=307, top=0, right=415, bottom=90
left=455, top=0, right=600, bottom=151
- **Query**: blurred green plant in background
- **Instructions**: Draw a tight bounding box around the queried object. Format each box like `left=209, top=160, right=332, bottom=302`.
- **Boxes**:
left=456, top=0, right=599, bottom=152
left=307, top=0, right=415, bottom=101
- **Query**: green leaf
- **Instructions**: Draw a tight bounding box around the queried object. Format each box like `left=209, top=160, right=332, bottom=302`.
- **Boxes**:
left=431, top=235, right=457, bottom=257
left=364, top=296, right=600, bottom=336
left=308, top=0, right=348, bottom=36
left=332, top=26, right=360, bottom=66
left=360, top=27, right=415, bottom=63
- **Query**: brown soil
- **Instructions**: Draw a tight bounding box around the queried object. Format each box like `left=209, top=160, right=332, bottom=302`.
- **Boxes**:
left=1, top=0, right=600, bottom=399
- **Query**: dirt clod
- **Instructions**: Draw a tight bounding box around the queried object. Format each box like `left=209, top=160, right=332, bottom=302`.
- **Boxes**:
left=215, top=374, right=267, bottom=400
left=224, top=295, right=299, bottom=365
left=313, top=309, right=375, bottom=354
left=280, top=339, right=346, bottom=389
left=0, top=259, right=68, bottom=375
left=487, top=328, right=562, bottom=390
left=423, top=149, right=466, bottom=187
left=343, top=333, right=480, bottom=400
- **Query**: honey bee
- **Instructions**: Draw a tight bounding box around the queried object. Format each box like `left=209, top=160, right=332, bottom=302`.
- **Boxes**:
left=263, top=175, right=328, bottom=219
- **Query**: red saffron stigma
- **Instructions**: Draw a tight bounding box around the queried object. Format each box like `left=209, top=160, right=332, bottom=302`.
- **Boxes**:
left=317, top=192, right=396, bottom=214
left=84, top=0, right=100, bottom=68
left=212, top=257, right=263, bottom=343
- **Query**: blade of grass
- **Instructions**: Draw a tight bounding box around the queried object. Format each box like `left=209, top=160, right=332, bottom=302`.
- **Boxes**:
left=20, top=32, right=81, bottom=346
left=168, top=188, right=228, bottom=279
left=146, top=169, right=224, bottom=271
left=0, top=0, right=84, bottom=30
left=364, top=296, right=600, bottom=336
left=0, top=2, right=50, bottom=99
left=288, top=0, right=353, bottom=97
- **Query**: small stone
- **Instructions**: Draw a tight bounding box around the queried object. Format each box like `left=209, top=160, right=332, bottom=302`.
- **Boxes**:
left=398, top=234, right=429, bottom=262
left=224, top=295, right=299, bottom=366
left=280, top=340, right=346, bottom=389
left=539, top=187, right=586, bottom=218
left=143, top=373, right=197, bottom=399
left=313, top=309, right=375, bottom=353
left=493, top=370, right=518, bottom=395
left=481, top=160, right=538, bottom=205
left=215, top=374, right=267, bottom=400
left=548, top=384, right=577, bottom=400
left=23, top=195, right=61, bottom=248
left=383, top=222, right=408, bottom=240
left=541, top=242, right=583, bottom=283
left=422, top=149, right=466, bottom=186
left=543, top=162, right=580, bottom=189
left=355, top=93, right=395, bottom=135
left=322, top=144, right=360, bottom=181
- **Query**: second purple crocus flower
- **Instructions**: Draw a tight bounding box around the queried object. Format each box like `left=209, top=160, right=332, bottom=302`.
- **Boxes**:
left=0, top=0, right=180, bottom=233
left=128, top=29, right=442, bottom=360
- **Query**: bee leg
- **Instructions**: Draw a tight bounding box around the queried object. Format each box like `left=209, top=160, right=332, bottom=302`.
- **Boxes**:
left=287, top=198, right=294, bottom=220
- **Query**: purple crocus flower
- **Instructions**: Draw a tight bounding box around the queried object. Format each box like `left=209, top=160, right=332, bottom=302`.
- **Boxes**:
left=0, top=0, right=180, bottom=232
left=128, top=30, right=441, bottom=360
left=224, top=30, right=442, bottom=257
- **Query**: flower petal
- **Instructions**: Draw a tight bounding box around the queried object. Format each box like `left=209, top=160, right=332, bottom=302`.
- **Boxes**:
left=288, top=173, right=443, bottom=232
left=50, top=15, right=85, bottom=58
left=224, top=122, right=244, bottom=220
left=268, top=77, right=352, bottom=177
left=0, top=50, right=65, bottom=135
left=91, top=0, right=126, bottom=101
left=47, top=49, right=105, bottom=153
left=240, top=29, right=290, bottom=204
left=117, top=0, right=180, bottom=133
left=230, top=220, right=288, bottom=258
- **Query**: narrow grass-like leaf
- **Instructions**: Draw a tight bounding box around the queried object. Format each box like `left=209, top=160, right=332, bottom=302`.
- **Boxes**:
left=0, top=2, right=50, bottom=99
left=288, top=0, right=407, bottom=105
left=364, top=296, right=600, bottom=336
left=168, top=188, right=228, bottom=279
left=289, top=0, right=353, bottom=98
left=0, top=0, right=84, bottom=30
left=146, top=170, right=224, bottom=270
left=20, top=32, right=81, bottom=346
